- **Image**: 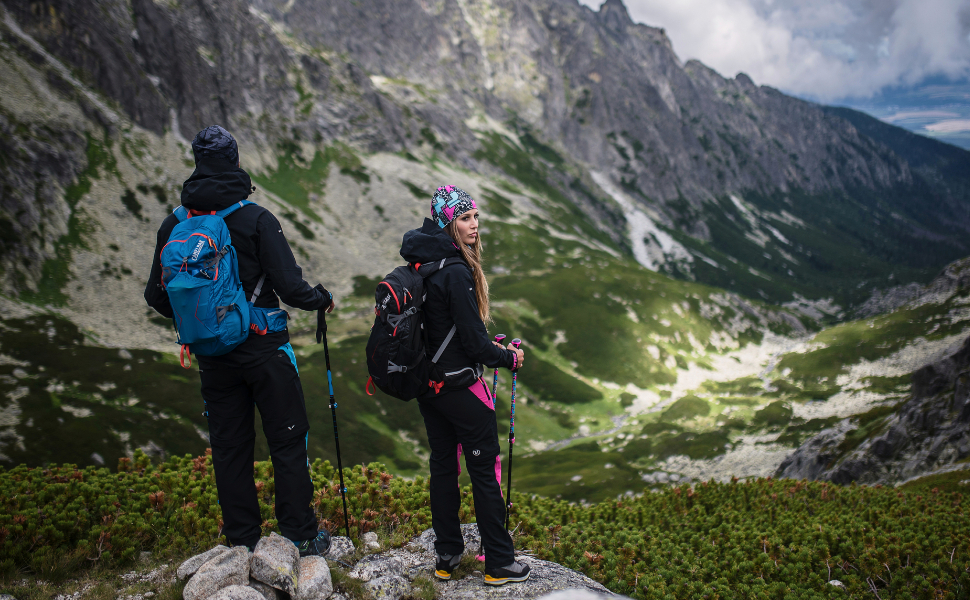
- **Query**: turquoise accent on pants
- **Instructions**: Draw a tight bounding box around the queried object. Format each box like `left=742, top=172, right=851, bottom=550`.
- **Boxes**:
left=279, top=343, right=299, bottom=375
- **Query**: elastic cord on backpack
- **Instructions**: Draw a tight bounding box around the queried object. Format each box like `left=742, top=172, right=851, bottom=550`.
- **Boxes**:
left=180, top=344, right=192, bottom=369
left=365, top=376, right=375, bottom=396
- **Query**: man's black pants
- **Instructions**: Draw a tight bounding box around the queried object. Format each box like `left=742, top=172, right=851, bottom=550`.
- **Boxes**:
left=418, top=382, right=515, bottom=569
left=200, top=348, right=318, bottom=548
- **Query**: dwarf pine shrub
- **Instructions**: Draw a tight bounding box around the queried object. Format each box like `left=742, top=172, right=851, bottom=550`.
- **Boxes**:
left=1, top=452, right=967, bottom=599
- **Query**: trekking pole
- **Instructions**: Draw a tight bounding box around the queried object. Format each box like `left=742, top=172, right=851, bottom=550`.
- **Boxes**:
left=317, top=310, right=351, bottom=539
left=505, top=338, right=521, bottom=531
left=491, top=334, right=506, bottom=399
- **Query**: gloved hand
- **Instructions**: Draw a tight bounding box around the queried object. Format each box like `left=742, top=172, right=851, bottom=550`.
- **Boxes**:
left=316, top=306, right=326, bottom=343
left=314, top=284, right=333, bottom=344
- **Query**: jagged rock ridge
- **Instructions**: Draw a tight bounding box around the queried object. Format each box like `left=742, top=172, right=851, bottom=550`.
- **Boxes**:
left=2, top=0, right=970, bottom=306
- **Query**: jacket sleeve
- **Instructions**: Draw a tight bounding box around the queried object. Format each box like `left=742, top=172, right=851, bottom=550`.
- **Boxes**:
left=144, top=216, right=178, bottom=318
left=256, top=211, right=332, bottom=311
left=444, top=266, right=515, bottom=370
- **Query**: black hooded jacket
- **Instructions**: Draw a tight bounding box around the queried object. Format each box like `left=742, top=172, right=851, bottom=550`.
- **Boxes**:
left=400, top=219, right=515, bottom=395
left=145, top=157, right=331, bottom=369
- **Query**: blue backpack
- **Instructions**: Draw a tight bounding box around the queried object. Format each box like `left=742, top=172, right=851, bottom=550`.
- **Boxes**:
left=160, top=201, right=256, bottom=367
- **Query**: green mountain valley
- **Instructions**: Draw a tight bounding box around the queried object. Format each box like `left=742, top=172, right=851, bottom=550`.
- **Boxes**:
left=2, top=0, right=970, bottom=596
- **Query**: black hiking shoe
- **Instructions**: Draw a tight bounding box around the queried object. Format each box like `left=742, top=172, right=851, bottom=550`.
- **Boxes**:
left=294, top=529, right=332, bottom=557
left=484, top=560, right=531, bottom=586
left=434, top=553, right=462, bottom=580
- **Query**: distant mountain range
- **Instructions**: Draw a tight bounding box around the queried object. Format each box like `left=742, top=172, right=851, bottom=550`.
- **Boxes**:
left=834, top=79, right=970, bottom=151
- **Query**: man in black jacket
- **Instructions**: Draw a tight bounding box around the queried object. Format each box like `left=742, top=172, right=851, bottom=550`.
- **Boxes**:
left=145, top=125, right=334, bottom=554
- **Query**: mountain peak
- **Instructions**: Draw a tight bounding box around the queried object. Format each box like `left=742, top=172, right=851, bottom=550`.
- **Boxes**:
left=598, top=0, right=632, bottom=31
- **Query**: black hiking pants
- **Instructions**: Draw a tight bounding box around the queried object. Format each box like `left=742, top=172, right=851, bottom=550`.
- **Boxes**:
left=418, top=383, right=515, bottom=569
left=200, top=348, right=318, bottom=548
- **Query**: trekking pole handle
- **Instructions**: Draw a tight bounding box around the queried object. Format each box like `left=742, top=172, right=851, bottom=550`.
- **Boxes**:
left=494, top=334, right=506, bottom=343
left=511, top=338, right=521, bottom=349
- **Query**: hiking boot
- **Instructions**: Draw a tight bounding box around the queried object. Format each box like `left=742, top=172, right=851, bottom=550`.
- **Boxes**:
left=484, top=560, right=531, bottom=586
left=434, top=553, right=462, bottom=580
left=294, top=529, right=332, bottom=557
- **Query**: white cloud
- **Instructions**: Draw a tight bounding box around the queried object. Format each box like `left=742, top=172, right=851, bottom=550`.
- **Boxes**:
left=580, top=0, right=970, bottom=101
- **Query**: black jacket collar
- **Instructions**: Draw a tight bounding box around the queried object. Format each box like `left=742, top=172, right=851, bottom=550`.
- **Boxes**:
left=180, top=158, right=253, bottom=211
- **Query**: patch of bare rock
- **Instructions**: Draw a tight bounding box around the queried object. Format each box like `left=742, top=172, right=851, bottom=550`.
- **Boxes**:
left=177, top=525, right=622, bottom=600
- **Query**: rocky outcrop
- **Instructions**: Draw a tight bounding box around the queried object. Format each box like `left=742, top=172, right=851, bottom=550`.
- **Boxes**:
left=176, top=526, right=616, bottom=600
left=777, top=335, right=970, bottom=485
left=855, top=258, right=970, bottom=319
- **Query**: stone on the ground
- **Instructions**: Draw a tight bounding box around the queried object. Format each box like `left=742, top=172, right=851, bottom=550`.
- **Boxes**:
left=178, top=545, right=231, bottom=580
left=364, top=574, right=411, bottom=600
left=362, top=531, right=381, bottom=552
left=251, top=532, right=300, bottom=595
left=183, top=546, right=250, bottom=600
left=295, top=556, right=333, bottom=600
left=412, top=523, right=482, bottom=555
left=330, top=595, right=348, bottom=600
left=207, top=585, right=266, bottom=600
left=325, top=536, right=355, bottom=561
left=349, top=554, right=404, bottom=581
left=429, top=554, right=615, bottom=599
left=248, top=578, right=280, bottom=600
left=1, top=594, right=18, bottom=600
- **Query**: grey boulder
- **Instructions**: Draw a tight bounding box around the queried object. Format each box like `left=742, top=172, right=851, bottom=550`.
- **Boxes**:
left=325, top=536, right=355, bottom=561
left=411, top=523, right=482, bottom=556
left=251, top=532, right=300, bottom=595
left=248, top=578, right=281, bottom=600
left=430, top=555, right=614, bottom=599
left=207, top=585, right=265, bottom=600
left=182, top=546, right=250, bottom=600
left=364, top=574, right=411, bottom=600
left=362, top=531, right=381, bottom=552
left=296, top=556, right=334, bottom=600
left=349, top=554, right=404, bottom=582
left=177, top=545, right=230, bottom=580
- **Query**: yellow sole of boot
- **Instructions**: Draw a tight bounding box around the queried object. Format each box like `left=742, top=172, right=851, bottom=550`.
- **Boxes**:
left=434, top=570, right=452, bottom=580
left=483, top=573, right=530, bottom=586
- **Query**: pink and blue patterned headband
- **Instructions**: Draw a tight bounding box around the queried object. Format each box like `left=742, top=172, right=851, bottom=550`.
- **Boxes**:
left=431, top=185, right=477, bottom=228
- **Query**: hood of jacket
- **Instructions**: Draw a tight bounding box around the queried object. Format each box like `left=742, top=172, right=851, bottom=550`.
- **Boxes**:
left=400, top=218, right=464, bottom=264
left=180, top=157, right=253, bottom=211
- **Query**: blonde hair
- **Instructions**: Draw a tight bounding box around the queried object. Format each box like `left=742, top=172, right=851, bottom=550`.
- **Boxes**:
left=444, top=220, right=491, bottom=324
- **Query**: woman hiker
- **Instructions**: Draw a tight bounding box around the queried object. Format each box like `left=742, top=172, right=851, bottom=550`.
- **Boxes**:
left=399, top=185, right=530, bottom=586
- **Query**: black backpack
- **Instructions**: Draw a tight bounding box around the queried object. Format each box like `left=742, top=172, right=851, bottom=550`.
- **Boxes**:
left=365, top=258, right=465, bottom=401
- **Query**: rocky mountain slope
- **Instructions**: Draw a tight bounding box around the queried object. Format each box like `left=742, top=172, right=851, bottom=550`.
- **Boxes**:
left=777, top=333, right=970, bottom=486
left=3, top=0, right=970, bottom=497
left=4, top=0, right=970, bottom=309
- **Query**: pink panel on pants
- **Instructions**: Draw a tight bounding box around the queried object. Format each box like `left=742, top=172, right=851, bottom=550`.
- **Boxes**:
left=469, top=378, right=494, bottom=410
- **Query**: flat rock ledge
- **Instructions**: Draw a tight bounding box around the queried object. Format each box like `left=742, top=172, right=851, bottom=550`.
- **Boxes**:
left=176, top=524, right=621, bottom=600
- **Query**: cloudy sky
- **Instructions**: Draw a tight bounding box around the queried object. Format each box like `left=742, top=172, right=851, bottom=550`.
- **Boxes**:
left=580, top=0, right=970, bottom=147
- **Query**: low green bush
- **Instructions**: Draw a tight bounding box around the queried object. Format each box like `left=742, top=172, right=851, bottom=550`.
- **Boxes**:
left=2, top=453, right=967, bottom=599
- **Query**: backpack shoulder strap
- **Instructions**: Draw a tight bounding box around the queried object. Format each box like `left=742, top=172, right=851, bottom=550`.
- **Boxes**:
left=215, top=200, right=255, bottom=219
left=416, top=256, right=466, bottom=278
left=172, top=200, right=253, bottom=222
